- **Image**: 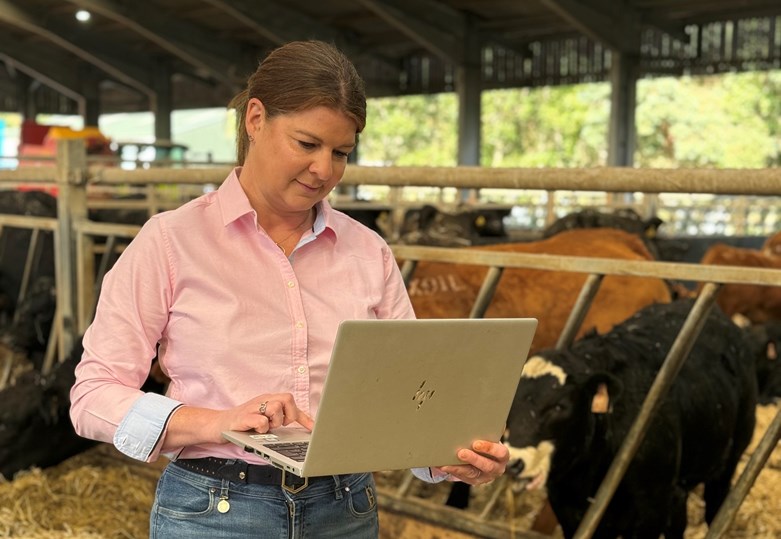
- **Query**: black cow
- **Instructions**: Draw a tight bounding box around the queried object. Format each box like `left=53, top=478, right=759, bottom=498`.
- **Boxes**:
left=0, top=336, right=167, bottom=479
left=542, top=207, right=691, bottom=263
left=543, top=208, right=661, bottom=240
left=743, top=320, right=781, bottom=404
left=0, top=339, right=95, bottom=479
left=399, top=204, right=509, bottom=246
left=506, top=299, right=757, bottom=539
left=0, top=191, right=57, bottom=322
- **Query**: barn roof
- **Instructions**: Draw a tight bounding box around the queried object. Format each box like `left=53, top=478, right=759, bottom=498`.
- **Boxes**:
left=1, top=0, right=780, bottom=115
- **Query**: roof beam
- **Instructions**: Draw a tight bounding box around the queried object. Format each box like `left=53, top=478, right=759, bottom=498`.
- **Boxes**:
left=63, top=0, right=243, bottom=88
left=356, top=0, right=466, bottom=64
left=0, top=36, right=84, bottom=105
left=538, top=0, right=641, bottom=53
left=201, top=0, right=398, bottom=73
left=0, top=0, right=154, bottom=97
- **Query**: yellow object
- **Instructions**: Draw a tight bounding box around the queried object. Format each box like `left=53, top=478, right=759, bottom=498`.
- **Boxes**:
left=47, top=126, right=108, bottom=141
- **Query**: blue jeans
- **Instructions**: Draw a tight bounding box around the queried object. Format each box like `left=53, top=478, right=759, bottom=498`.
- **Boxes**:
left=150, top=462, right=379, bottom=538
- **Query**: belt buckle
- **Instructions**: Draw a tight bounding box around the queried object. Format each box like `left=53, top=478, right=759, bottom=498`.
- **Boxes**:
left=281, top=470, right=308, bottom=494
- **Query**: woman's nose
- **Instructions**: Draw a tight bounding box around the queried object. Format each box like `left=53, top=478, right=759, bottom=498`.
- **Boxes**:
left=309, top=151, right=333, bottom=181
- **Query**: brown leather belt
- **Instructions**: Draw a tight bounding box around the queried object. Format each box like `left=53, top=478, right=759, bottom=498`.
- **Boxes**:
left=172, top=457, right=311, bottom=493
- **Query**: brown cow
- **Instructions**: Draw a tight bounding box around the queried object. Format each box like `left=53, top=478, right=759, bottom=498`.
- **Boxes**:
left=404, top=228, right=672, bottom=353
left=763, top=231, right=781, bottom=257
left=699, top=241, right=781, bottom=323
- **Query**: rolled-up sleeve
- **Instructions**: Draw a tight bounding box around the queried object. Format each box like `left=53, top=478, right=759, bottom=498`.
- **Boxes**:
left=70, top=218, right=175, bottom=462
left=114, top=393, right=182, bottom=461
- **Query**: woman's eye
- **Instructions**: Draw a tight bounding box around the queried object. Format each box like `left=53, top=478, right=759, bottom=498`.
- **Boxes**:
left=298, top=141, right=316, bottom=150
left=334, top=150, right=350, bottom=160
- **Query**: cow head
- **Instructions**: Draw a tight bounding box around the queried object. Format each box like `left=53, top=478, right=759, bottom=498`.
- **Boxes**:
left=763, top=231, right=781, bottom=257
left=505, top=353, right=622, bottom=489
left=744, top=321, right=781, bottom=404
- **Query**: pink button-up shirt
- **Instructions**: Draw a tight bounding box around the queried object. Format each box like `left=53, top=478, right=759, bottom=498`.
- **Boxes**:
left=70, top=168, right=415, bottom=464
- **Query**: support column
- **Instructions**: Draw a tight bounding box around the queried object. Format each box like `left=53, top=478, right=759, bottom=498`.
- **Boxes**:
left=607, top=51, right=640, bottom=207
left=456, top=22, right=482, bottom=202
left=152, top=59, right=172, bottom=160
left=16, top=73, right=35, bottom=121
left=79, top=66, right=101, bottom=127
left=607, top=51, right=639, bottom=167
left=55, top=139, right=89, bottom=361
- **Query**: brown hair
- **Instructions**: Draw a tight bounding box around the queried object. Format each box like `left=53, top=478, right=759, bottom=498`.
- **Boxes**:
left=229, top=40, right=367, bottom=165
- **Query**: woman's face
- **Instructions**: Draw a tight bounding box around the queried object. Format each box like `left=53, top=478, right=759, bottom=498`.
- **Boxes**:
left=244, top=99, right=357, bottom=214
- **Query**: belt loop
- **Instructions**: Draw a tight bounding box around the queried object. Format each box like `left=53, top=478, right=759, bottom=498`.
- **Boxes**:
left=333, top=475, right=344, bottom=500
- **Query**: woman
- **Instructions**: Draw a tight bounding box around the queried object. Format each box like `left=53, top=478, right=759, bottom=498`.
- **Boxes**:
left=70, top=40, right=509, bottom=538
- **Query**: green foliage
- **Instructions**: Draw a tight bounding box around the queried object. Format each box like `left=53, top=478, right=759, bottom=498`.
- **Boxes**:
left=360, top=94, right=457, bottom=166
left=361, top=70, right=781, bottom=169
left=481, top=85, right=609, bottom=167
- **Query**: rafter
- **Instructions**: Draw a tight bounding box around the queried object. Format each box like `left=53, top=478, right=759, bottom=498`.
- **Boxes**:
left=538, top=0, right=641, bottom=53
left=202, top=0, right=399, bottom=73
left=0, top=0, right=154, bottom=97
left=63, top=0, right=243, bottom=89
left=0, top=35, right=84, bottom=104
left=355, top=0, right=466, bottom=64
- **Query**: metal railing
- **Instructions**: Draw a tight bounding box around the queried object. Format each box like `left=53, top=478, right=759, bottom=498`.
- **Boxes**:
left=0, top=140, right=780, bottom=537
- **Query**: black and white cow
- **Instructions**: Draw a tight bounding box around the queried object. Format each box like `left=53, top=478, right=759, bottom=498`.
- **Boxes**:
left=399, top=204, right=510, bottom=246
left=506, top=299, right=758, bottom=539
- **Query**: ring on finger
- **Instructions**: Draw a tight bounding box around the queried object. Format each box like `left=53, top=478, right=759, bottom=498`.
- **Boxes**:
left=259, top=401, right=268, bottom=415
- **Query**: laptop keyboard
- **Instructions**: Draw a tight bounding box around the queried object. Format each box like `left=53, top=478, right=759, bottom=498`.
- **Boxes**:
left=268, top=442, right=309, bottom=462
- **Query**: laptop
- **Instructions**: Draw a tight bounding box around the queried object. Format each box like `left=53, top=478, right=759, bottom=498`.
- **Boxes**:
left=222, top=317, right=538, bottom=478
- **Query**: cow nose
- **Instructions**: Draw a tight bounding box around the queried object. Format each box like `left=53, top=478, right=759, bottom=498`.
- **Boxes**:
left=507, top=458, right=525, bottom=476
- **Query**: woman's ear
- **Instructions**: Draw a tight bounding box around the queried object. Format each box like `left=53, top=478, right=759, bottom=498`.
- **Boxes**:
left=245, top=98, right=265, bottom=137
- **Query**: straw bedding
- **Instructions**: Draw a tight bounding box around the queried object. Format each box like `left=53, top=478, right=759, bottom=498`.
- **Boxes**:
left=1, top=404, right=779, bottom=538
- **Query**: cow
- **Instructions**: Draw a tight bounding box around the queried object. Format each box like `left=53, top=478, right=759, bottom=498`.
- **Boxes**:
left=0, top=191, right=57, bottom=322
left=698, top=241, right=781, bottom=323
left=742, top=320, right=781, bottom=404
left=762, top=230, right=781, bottom=257
left=543, top=207, right=662, bottom=240
left=505, top=299, right=758, bottom=539
left=406, top=228, right=672, bottom=355
left=404, top=228, right=672, bottom=513
left=0, top=336, right=167, bottom=480
left=398, top=204, right=510, bottom=247
left=0, top=339, right=95, bottom=479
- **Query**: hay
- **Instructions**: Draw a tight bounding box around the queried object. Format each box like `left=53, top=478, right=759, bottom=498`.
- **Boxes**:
left=0, top=448, right=157, bottom=538
left=2, top=404, right=779, bottom=538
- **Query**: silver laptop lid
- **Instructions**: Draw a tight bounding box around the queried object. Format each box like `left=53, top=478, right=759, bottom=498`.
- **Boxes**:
left=300, top=317, right=537, bottom=476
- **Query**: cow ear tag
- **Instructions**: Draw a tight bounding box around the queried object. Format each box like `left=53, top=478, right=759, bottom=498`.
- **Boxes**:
left=591, top=383, right=610, bottom=414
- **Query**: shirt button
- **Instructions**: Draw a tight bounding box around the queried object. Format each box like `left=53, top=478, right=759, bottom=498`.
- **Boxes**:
left=296, top=321, right=304, bottom=329
left=287, top=281, right=295, bottom=288
left=297, top=366, right=307, bottom=374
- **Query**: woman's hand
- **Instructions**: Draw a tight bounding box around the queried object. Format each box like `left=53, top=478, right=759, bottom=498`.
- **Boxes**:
left=432, top=440, right=509, bottom=485
left=217, top=393, right=315, bottom=438
left=163, top=394, right=314, bottom=450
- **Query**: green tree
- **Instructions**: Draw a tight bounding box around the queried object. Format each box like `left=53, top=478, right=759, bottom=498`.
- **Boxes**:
left=361, top=94, right=457, bottom=165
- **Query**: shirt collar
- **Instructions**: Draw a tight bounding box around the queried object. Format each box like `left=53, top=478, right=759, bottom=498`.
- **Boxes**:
left=217, top=167, right=337, bottom=238
left=218, top=167, right=256, bottom=227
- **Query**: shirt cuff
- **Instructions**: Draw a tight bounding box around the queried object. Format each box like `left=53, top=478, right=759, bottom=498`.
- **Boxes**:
left=113, top=392, right=182, bottom=462
left=411, top=467, right=450, bottom=483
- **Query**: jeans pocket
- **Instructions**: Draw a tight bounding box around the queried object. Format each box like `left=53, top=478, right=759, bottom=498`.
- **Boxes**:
left=347, top=475, right=377, bottom=518
left=154, top=468, right=217, bottom=519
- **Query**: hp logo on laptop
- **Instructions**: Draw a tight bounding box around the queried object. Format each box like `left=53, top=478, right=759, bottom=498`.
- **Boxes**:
left=413, top=380, right=435, bottom=410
